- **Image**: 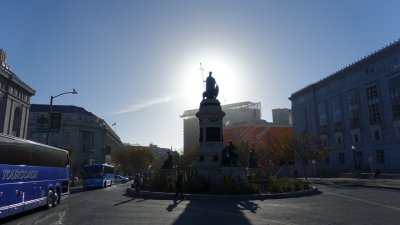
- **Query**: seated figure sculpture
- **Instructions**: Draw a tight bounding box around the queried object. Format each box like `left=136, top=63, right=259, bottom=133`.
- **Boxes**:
left=221, top=141, right=239, bottom=166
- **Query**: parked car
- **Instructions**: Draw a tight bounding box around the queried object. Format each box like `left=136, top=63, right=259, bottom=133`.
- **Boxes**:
left=114, top=175, right=129, bottom=183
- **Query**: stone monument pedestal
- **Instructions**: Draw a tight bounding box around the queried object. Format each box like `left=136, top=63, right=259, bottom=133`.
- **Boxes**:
left=192, top=98, right=247, bottom=184
left=159, top=168, right=177, bottom=178
left=192, top=98, right=225, bottom=169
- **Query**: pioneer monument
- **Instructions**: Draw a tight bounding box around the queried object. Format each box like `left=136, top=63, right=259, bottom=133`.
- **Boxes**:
left=192, top=71, right=247, bottom=184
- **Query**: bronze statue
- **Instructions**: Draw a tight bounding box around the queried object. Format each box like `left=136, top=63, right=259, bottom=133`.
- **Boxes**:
left=203, top=72, right=219, bottom=99
left=161, top=151, right=173, bottom=169
left=221, top=141, right=239, bottom=166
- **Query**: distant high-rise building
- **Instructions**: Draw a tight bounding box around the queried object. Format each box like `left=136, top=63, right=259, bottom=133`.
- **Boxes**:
left=0, top=48, right=35, bottom=138
left=272, top=108, right=292, bottom=125
left=27, top=104, right=123, bottom=175
left=181, top=101, right=262, bottom=151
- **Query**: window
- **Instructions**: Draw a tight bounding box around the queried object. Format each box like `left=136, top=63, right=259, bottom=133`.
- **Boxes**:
left=300, top=108, right=307, bottom=131
left=349, top=90, right=361, bottom=128
left=374, top=131, right=380, bottom=140
left=318, top=102, right=327, bottom=127
left=338, top=153, right=345, bottom=165
left=332, top=96, right=342, bottom=125
left=199, top=155, right=204, bottom=162
left=354, top=134, right=359, bottom=143
left=337, top=137, right=342, bottom=145
left=368, top=103, right=381, bottom=124
left=366, top=84, right=381, bottom=124
left=376, top=149, right=385, bottom=164
left=388, top=76, right=400, bottom=120
left=366, top=84, right=378, bottom=101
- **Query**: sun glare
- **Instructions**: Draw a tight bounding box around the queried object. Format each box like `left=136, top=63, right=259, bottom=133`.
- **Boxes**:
left=181, top=52, right=243, bottom=108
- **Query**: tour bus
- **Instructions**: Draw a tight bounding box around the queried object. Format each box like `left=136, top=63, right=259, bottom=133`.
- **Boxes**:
left=0, top=133, right=70, bottom=219
left=82, top=164, right=114, bottom=189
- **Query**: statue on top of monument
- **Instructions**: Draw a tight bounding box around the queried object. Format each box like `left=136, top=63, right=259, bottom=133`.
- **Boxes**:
left=203, top=71, right=219, bottom=99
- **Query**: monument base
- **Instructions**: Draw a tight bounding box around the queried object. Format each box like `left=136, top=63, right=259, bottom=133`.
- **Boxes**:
left=195, top=166, right=247, bottom=185
left=159, top=168, right=177, bottom=177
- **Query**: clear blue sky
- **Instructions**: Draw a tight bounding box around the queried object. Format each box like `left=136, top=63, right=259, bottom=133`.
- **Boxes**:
left=1, top=0, right=400, bottom=150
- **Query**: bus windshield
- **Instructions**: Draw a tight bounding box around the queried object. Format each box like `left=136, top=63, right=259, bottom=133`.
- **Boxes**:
left=82, top=166, right=103, bottom=179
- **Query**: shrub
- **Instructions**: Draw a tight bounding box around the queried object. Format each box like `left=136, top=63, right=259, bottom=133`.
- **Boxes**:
left=148, top=173, right=175, bottom=192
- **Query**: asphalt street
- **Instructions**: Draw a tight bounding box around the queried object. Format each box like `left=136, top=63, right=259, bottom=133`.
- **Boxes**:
left=2, top=182, right=399, bottom=225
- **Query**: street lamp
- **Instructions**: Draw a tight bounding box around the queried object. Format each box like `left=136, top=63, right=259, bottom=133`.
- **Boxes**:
left=46, top=88, right=78, bottom=145
left=351, top=145, right=359, bottom=170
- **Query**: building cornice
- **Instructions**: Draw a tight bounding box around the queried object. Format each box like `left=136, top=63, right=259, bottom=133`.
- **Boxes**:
left=289, top=39, right=400, bottom=100
left=0, top=65, right=36, bottom=96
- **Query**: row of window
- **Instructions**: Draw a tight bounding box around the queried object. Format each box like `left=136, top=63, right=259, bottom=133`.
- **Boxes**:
left=310, top=76, right=400, bottom=134
left=337, top=149, right=385, bottom=165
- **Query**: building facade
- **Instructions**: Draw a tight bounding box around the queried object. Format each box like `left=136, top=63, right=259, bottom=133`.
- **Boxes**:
left=0, top=49, right=35, bottom=138
left=289, top=40, right=400, bottom=174
left=272, top=108, right=292, bottom=125
left=27, top=104, right=123, bottom=175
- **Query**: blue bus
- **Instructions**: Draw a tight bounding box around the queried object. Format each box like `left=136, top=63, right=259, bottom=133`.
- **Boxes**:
left=82, top=164, right=114, bottom=189
left=0, top=133, right=70, bottom=219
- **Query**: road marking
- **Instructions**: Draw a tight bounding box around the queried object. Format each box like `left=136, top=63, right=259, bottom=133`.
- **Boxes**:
left=325, top=191, right=400, bottom=212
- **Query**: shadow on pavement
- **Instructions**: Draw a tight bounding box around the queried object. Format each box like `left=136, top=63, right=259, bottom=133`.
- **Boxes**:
left=170, top=199, right=258, bottom=225
left=113, top=197, right=136, bottom=206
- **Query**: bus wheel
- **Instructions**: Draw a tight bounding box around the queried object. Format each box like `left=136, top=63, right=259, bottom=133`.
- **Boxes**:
left=53, top=190, right=59, bottom=207
left=47, top=190, right=54, bottom=208
left=103, top=181, right=106, bottom=188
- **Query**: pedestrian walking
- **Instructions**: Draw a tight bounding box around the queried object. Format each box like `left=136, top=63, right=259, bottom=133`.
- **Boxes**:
left=134, top=174, right=141, bottom=194
left=174, top=174, right=184, bottom=201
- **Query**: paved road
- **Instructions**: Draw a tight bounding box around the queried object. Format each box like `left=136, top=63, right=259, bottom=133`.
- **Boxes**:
left=2, top=183, right=400, bottom=225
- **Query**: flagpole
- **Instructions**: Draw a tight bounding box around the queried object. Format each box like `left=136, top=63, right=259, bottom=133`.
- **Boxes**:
left=112, top=122, right=117, bottom=133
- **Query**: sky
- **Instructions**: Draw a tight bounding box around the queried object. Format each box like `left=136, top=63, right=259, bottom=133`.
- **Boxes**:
left=1, top=0, right=400, bottom=151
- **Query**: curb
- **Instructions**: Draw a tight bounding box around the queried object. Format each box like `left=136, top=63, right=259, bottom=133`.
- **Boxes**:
left=311, top=180, right=400, bottom=191
left=125, top=186, right=320, bottom=200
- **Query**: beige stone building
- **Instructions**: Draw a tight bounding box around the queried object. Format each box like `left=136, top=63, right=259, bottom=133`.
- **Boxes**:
left=0, top=48, right=35, bottom=138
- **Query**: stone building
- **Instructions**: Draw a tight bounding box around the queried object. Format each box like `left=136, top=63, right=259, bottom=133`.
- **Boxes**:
left=27, top=104, right=123, bottom=175
left=0, top=48, right=35, bottom=138
left=289, top=40, right=400, bottom=175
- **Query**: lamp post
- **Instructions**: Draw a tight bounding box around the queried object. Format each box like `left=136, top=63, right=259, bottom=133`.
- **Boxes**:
left=351, top=145, right=359, bottom=170
left=46, top=88, right=78, bottom=145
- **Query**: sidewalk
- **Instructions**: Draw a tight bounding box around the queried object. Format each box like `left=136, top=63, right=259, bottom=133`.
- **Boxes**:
left=308, top=177, right=400, bottom=190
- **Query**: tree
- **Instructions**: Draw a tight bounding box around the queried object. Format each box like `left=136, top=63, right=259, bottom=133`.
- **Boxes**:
left=233, top=141, right=252, bottom=167
left=176, top=145, right=198, bottom=171
left=293, top=132, right=331, bottom=179
left=273, top=134, right=296, bottom=176
left=111, top=145, right=154, bottom=174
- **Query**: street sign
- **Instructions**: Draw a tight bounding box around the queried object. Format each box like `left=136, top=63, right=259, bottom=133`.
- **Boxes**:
left=312, top=160, right=316, bottom=164
left=368, top=156, right=373, bottom=162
